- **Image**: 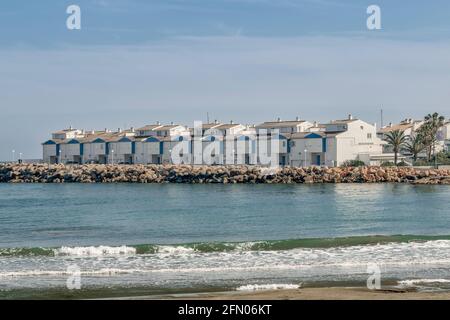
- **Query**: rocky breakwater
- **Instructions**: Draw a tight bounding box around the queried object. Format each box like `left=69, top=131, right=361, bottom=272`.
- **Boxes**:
left=1, top=163, right=450, bottom=184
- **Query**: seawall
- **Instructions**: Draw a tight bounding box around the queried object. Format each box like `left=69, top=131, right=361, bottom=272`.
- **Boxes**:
left=1, top=164, right=450, bottom=184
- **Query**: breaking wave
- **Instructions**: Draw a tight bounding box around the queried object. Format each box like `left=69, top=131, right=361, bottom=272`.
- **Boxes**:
left=2, top=235, right=450, bottom=257
left=237, top=284, right=301, bottom=291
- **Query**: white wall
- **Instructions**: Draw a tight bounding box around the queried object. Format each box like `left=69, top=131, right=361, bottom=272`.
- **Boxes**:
left=82, top=142, right=106, bottom=163
left=134, top=141, right=161, bottom=164
left=334, top=120, right=383, bottom=165
left=60, top=143, right=81, bottom=163
left=108, top=141, right=133, bottom=163
left=290, top=137, right=324, bottom=166
left=43, top=144, right=57, bottom=163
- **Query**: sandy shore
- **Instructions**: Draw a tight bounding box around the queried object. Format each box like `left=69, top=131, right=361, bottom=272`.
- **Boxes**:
left=113, top=287, right=450, bottom=300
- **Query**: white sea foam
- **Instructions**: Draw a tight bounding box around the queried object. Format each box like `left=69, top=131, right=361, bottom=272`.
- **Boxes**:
left=398, top=279, right=450, bottom=286
left=156, top=246, right=195, bottom=254
left=55, top=245, right=136, bottom=256
left=0, top=268, right=143, bottom=278
left=4, top=240, right=450, bottom=290
left=237, top=284, right=301, bottom=291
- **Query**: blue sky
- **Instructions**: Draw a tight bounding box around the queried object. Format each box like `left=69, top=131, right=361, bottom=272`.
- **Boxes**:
left=1, top=0, right=450, bottom=160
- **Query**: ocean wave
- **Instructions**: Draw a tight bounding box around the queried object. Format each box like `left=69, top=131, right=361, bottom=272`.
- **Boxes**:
left=0, top=268, right=142, bottom=278
left=398, top=279, right=450, bottom=286
left=2, top=235, right=450, bottom=257
left=236, top=284, right=301, bottom=291
left=55, top=246, right=136, bottom=256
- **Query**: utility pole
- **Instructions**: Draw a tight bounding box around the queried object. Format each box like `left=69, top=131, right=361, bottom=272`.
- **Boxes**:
left=380, top=108, right=384, bottom=128
left=207, top=112, right=210, bottom=124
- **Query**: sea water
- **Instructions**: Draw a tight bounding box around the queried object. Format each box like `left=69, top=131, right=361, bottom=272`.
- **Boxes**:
left=1, top=183, right=450, bottom=298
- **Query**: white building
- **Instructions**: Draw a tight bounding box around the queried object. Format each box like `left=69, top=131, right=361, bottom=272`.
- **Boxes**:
left=51, top=127, right=84, bottom=140
left=289, top=115, right=384, bottom=167
left=81, top=133, right=112, bottom=164
left=136, top=123, right=190, bottom=138
left=42, top=139, right=63, bottom=164
left=289, top=132, right=328, bottom=166
left=41, top=116, right=396, bottom=167
left=255, top=119, right=314, bottom=166
left=42, top=127, right=85, bottom=164
left=107, top=136, right=136, bottom=164
left=134, top=123, right=191, bottom=164
left=323, top=115, right=384, bottom=166
left=256, top=118, right=314, bottom=135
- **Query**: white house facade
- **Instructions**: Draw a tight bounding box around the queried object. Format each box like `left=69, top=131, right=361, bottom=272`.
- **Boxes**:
left=43, top=116, right=390, bottom=167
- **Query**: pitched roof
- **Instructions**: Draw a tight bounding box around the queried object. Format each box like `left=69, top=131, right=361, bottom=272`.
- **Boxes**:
left=256, top=120, right=307, bottom=128
left=136, top=124, right=163, bottom=131
left=214, top=123, right=243, bottom=130
left=155, top=124, right=184, bottom=130
left=327, top=119, right=358, bottom=124
left=200, top=123, right=223, bottom=129
left=291, top=132, right=326, bottom=139
left=42, top=138, right=65, bottom=145
left=52, top=128, right=80, bottom=134
left=378, top=123, right=413, bottom=133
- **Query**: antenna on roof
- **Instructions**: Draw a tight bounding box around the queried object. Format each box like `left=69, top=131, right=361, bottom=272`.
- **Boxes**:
left=207, top=112, right=210, bottom=124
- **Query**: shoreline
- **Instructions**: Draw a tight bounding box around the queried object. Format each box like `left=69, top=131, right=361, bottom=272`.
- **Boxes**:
left=111, top=287, right=450, bottom=300
left=1, top=163, right=450, bottom=184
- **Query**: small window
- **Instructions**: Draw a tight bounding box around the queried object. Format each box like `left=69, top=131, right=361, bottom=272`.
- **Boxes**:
left=290, top=141, right=296, bottom=147
left=360, top=126, right=364, bottom=130
left=282, top=141, right=286, bottom=147
left=367, top=133, right=372, bottom=139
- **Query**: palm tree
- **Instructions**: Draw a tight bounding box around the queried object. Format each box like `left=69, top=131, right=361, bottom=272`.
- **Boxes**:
left=403, top=133, right=425, bottom=163
left=384, top=129, right=408, bottom=165
left=419, top=113, right=445, bottom=162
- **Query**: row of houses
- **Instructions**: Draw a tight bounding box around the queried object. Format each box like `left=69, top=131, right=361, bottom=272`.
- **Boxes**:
left=42, top=115, right=449, bottom=167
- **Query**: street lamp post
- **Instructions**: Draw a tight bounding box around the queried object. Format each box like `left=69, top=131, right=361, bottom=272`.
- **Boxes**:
left=232, top=149, right=235, bottom=165
left=111, top=150, right=114, bottom=165
left=304, top=149, right=308, bottom=167
left=59, top=149, right=62, bottom=164
left=169, top=149, right=172, bottom=164
left=12, top=150, right=15, bottom=163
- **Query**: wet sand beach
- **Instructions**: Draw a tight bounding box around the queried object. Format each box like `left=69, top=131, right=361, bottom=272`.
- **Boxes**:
left=118, top=287, right=450, bottom=300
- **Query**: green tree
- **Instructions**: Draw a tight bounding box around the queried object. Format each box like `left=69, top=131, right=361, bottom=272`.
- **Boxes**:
left=384, top=129, right=408, bottom=165
left=403, top=133, right=425, bottom=163
left=418, top=113, right=445, bottom=162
